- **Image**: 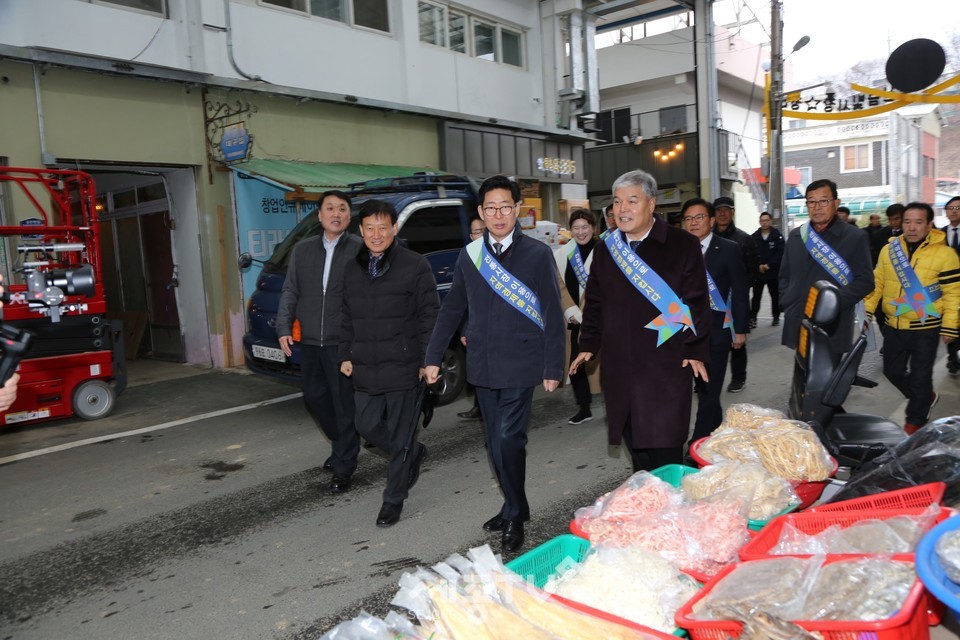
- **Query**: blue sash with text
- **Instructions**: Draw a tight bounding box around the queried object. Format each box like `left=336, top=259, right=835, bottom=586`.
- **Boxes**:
left=888, top=239, right=941, bottom=320
left=801, top=222, right=851, bottom=286
left=604, top=231, right=694, bottom=346
left=466, top=238, right=545, bottom=331
left=567, top=244, right=589, bottom=290
left=706, top=269, right=735, bottom=339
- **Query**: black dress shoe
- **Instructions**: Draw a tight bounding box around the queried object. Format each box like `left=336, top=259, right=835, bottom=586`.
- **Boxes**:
left=376, top=501, right=403, bottom=527
left=407, top=443, right=428, bottom=490
left=501, top=521, right=524, bottom=552
left=322, top=457, right=333, bottom=471
left=330, top=473, right=351, bottom=494
left=457, top=405, right=482, bottom=420
left=482, top=513, right=504, bottom=532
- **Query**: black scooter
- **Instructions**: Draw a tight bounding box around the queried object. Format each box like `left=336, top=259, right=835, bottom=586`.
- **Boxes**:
left=788, top=280, right=907, bottom=470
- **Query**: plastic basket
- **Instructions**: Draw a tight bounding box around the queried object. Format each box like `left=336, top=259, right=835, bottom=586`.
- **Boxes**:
left=916, top=514, right=960, bottom=619
left=811, top=482, right=947, bottom=513
left=675, top=557, right=930, bottom=640
left=739, top=507, right=950, bottom=562
left=505, top=534, right=682, bottom=638
left=688, top=437, right=838, bottom=510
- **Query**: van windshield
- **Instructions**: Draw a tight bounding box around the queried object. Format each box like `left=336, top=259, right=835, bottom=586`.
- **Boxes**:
left=264, top=215, right=322, bottom=272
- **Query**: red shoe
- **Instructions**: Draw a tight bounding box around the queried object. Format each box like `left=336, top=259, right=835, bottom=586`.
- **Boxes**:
left=904, top=423, right=921, bottom=435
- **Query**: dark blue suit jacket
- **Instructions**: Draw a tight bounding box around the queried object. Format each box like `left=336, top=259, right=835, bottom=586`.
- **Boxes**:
left=941, top=225, right=960, bottom=259
left=703, top=234, right=750, bottom=345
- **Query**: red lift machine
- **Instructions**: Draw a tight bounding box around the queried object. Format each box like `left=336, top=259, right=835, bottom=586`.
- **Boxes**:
left=0, top=167, right=126, bottom=427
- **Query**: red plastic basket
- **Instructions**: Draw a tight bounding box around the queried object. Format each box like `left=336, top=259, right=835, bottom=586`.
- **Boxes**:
left=739, top=508, right=950, bottom=562
left=810, top=482, right=946, bottom=513
left=688, top=437, right=838, bottom=510
left=674, top=558, right=930, bottom=640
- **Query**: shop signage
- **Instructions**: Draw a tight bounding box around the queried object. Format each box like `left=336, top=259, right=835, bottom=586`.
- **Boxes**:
left=537, top=157, right=577, bottom=176
left=220, top=123, right=252, bottom=163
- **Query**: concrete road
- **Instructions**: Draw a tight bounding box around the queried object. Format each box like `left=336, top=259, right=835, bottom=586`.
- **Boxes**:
left=0, top=315, right=958, bottom=639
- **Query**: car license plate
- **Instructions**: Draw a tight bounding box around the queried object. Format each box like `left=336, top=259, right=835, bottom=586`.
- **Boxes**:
left=252, top=345, right=286, bottom=363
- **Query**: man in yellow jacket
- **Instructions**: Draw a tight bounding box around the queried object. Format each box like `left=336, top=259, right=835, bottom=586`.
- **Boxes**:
left=865, top=202, right=960, bottom=434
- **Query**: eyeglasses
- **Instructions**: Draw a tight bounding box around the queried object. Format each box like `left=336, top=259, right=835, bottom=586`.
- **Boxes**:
left=482, top=205, right=516, bottom=217
left=805, top=199, right=836, bottom=209
left=682, top=213, right=708, bottom=223
left=947, top=206, right=960, bottom=211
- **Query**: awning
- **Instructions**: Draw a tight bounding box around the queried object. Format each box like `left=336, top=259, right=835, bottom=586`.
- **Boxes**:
left=787, top=196, right=892, bottom=218
left=230, top=158, right=438, bottom=199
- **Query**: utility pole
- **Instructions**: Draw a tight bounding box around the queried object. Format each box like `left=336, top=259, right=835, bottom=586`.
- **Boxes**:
left=769, top=0, right=787, bottom=234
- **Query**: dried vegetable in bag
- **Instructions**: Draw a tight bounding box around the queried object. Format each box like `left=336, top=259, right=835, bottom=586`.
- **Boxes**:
left=936, top=528, right=960, bottom=583
left=725, top=403, right=786, bottom=431
left=800, top=558, right=916, bottom=621
left=681, top=461, right=800, bottom=521
left=691, top=557, right=820, bottom=621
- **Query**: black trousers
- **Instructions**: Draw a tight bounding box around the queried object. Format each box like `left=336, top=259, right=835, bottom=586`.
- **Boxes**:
left=729, top=343, right=747, bottom=382
left=751, top=279, right=780, bottom=320
left=623, top=416, right=683, bottom=472
left=692, top=342, right=732, bottom=443
left=947, top=339, right=959, bottom=367
left=880, top=326, right=940, bottom=426
left=475, top=386, right=535, bottom=523
left=300, top=344, right=359, bottom=475
left=569, top=325, right=591, bottom=410
left=354, top=388, right=420, bottom=505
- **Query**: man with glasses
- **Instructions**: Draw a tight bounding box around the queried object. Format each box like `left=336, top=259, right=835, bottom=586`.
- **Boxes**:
left=779, top=179, right=874, bottom=355
left=681, top=198, right=749, bottom=444
left=941, top=196, right=960, bottom=375
left=424, top=175, right=565, bottom=553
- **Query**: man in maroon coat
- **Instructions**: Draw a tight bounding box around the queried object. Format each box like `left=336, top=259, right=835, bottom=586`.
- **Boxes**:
left=571, top=169, right=711, bottom=471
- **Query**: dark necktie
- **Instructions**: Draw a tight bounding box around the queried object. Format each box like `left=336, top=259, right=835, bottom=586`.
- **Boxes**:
left=629, top=240, right=641, bottom=252
left=952, top=227, right=958, bottom=250
left=369, top=254, right=382, bottom=277
left=493, top=242, right=503, bottom=257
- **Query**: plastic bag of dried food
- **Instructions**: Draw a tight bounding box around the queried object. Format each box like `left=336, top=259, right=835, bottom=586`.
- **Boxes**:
left=725, top=404, right=786, bottom=431
left=676, top=485, right=754, bottom=576
left=574, top=470, right=682, bottom=534
left=829, top=442, right=960, bottom=507
left=801, top=558, right=916, bottom=621
left=681, top=461, right=800, bottom=521
left=697, top=424, right=759, bottom=463
left=545, top=544, right=698, bottom=634
left=321, top=610, right=422, bottom=640
left=771, top=506, right=941, bottom=555
left=691, top=557, right=821, bottom=621
left=936, top=528, right=960, bottom=583
left=753, top=419, right=834, bottom=482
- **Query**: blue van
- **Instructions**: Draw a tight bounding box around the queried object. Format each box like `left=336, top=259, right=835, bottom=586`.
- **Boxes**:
left=239, top=174, right=478, bottom=405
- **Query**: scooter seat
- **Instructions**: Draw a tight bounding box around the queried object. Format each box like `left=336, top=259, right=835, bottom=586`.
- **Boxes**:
left=825, top=414, right=907, bottom=468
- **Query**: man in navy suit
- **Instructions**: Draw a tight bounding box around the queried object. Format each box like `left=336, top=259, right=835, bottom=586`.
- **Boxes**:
left=682, top=198, right=749, bottom=443
left=942, top=195, right=960, bottom=375
left=424, top=175, right=565, bottom=553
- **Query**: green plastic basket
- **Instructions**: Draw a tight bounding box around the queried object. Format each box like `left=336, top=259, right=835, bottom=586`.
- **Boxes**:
left=506, top=535, right=688, bottom=637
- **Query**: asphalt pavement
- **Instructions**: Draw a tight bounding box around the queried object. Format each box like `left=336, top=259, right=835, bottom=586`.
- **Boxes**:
left=0, top=312, right=958, bottom=639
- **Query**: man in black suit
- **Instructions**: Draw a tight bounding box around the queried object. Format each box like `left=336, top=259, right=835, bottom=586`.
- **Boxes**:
left=682, top=198, right=749, bottom=443
left=870, top=203, right=905, bottom=266
left=423, top=175, right=565, bottom=553
left=943, top=195, right=960, bottom=375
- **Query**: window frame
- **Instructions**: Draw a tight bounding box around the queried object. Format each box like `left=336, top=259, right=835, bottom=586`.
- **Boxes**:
left=839, top=142, right=873, bottom=174
left=257, top=0, right=390, bottom=33
left=90, top=0, right=167, bottom=17
left=416, top=1, right=524, bottom=68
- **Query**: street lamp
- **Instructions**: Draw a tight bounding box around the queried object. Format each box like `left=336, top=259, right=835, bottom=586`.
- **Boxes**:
left=769, top=0, right=810, bottom=234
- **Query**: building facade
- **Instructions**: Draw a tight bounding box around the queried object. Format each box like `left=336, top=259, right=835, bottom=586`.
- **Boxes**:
left=0, top=0, right=597, bottom=369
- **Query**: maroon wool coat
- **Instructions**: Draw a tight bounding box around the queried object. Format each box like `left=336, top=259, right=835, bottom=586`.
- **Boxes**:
left=578, top=217, right=712, bottom=449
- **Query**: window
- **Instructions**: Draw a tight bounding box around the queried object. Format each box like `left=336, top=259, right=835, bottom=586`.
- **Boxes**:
left=417, top=2, right=523, bottom=67
left=398, top=205, right=463, bottom=255
left=841, top=142, right=872, bottom=172
left=659, top=105, right=687, bottom=135
left=596, top=108, right=631, bottom=145
left=924, top=156, right=936, bottom=178
left=91, top=0, right=166, bottom=16
left=260, top=0, right=389, bottom=32
left=418, top=2, right=446, bottom=47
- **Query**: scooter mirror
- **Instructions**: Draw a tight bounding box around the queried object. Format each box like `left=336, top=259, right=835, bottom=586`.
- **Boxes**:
left=806, top=280, right=841, bottom=326
left=238, top=252, right=253, bottom=269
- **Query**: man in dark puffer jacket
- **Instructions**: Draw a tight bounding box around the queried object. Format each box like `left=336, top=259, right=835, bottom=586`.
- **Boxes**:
left=339, top=199, right=439, bottom=528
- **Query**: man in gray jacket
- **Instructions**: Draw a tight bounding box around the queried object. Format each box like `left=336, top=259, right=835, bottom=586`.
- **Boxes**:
left=276, top=190, right=363, bottom=494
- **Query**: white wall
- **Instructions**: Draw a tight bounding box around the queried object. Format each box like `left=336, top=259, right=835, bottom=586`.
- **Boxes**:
left=0, top=0, right=549, bottom=127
